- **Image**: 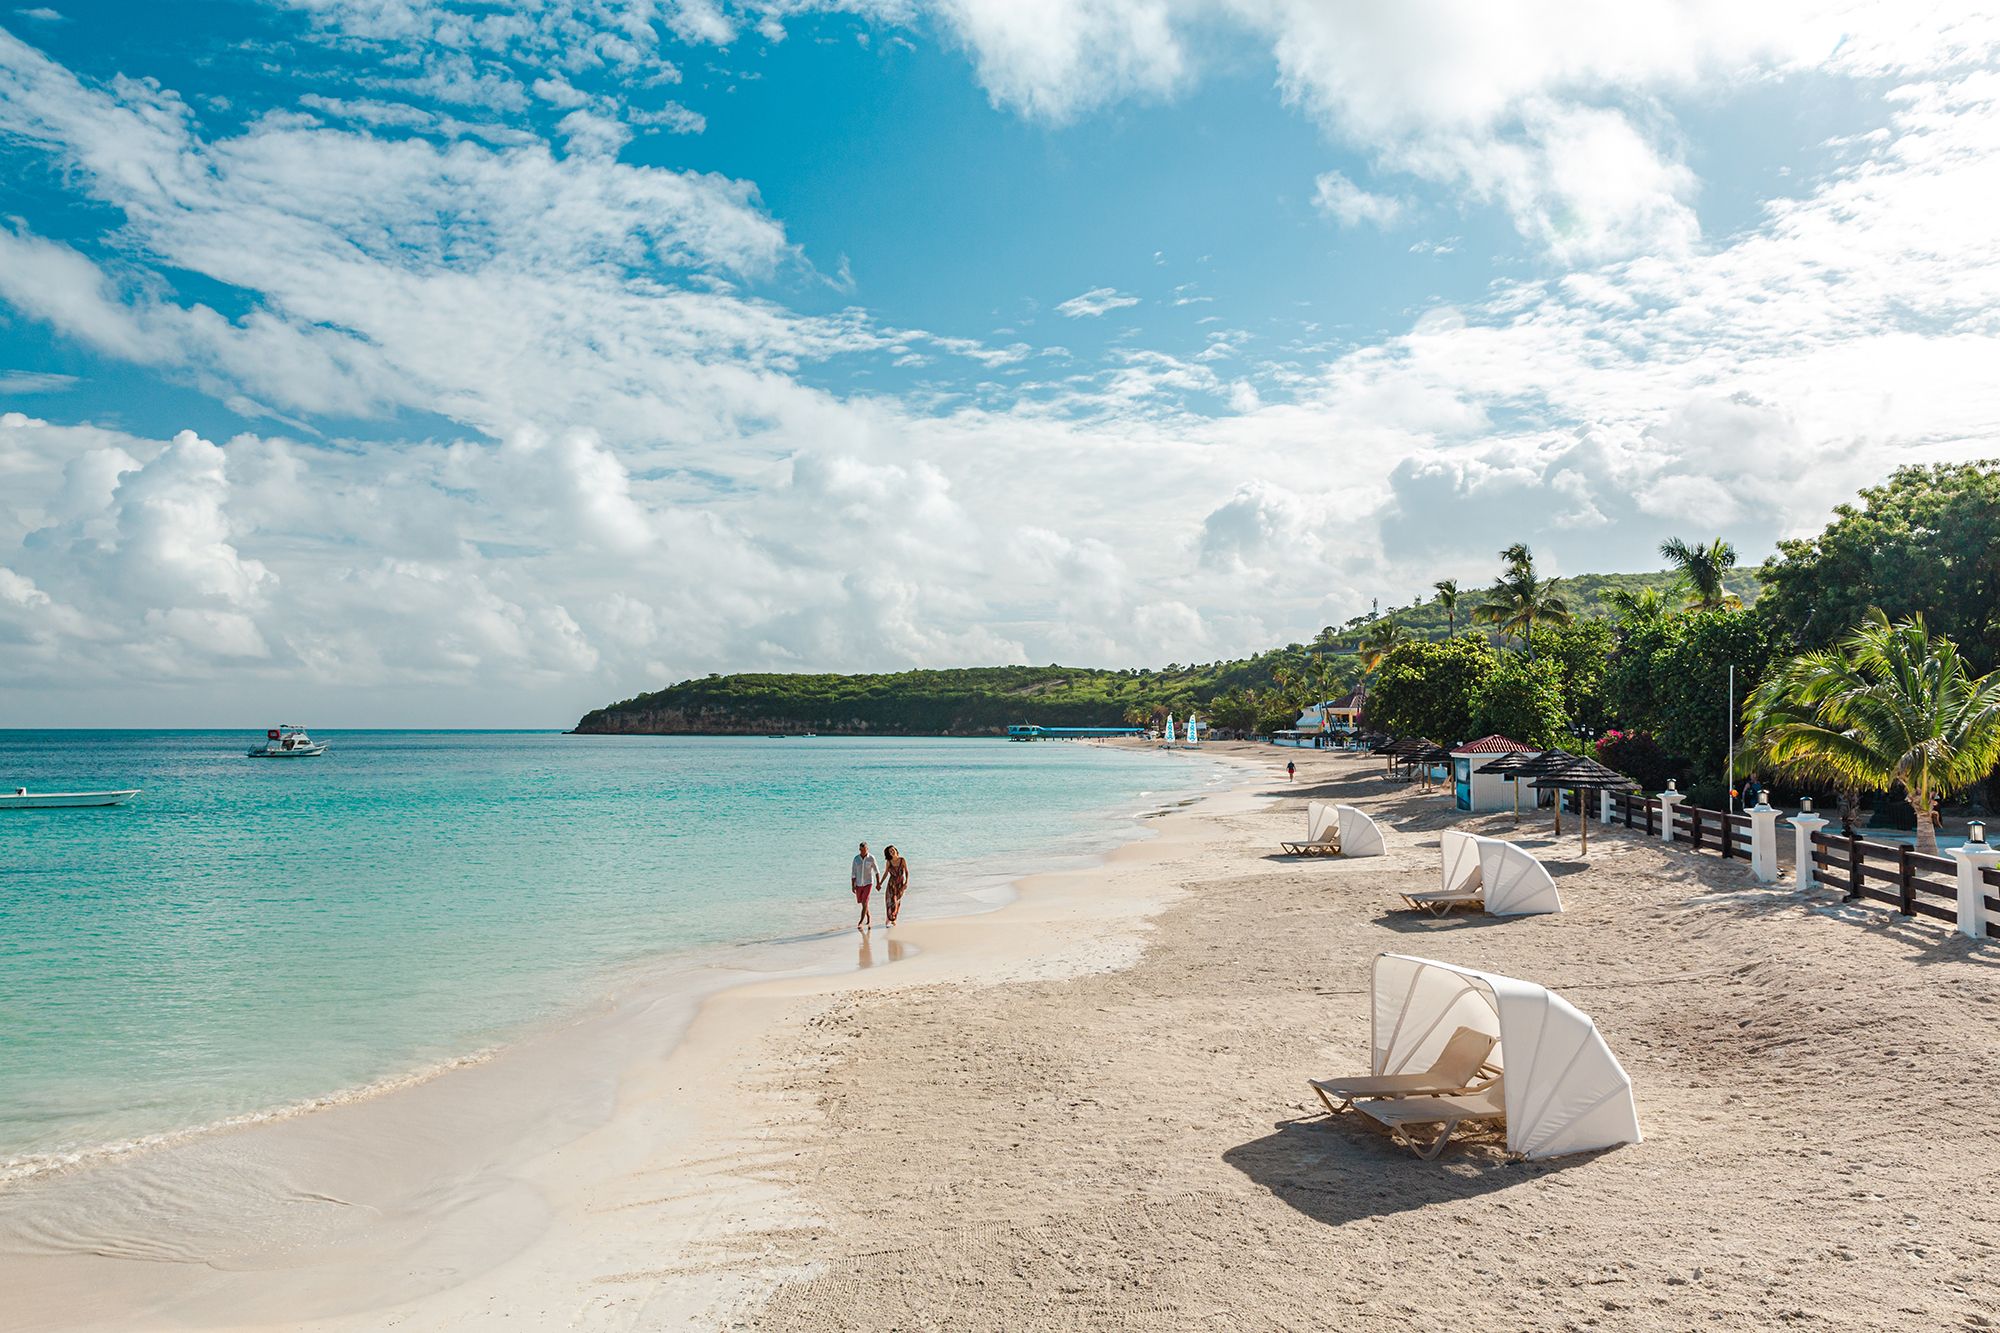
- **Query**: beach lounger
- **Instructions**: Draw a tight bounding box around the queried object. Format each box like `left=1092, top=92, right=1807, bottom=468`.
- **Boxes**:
left=1399, top=886, right=1485, bottom=916
left=1308, top=1026, right=1498, bottom=1116
left=1358, top=1081, right=1508, bottom=1159
left=1280, top=800, right=1341, bottom=856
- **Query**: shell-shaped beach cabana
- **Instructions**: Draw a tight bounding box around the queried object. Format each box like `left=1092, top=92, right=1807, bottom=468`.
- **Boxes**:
left=1370, top=954, right=1641, bottom=1159
left=1476, top=837, right=1563, bottom=916
left=1305, top=800, right=1338, bottom=845
left=1436, top=830, right=1562, bottom=915
left=1334, top=804, right=1387, bottom=857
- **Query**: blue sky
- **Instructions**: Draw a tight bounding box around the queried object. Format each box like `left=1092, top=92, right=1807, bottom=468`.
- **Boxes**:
left=1, top=1, right=1997, bottom=725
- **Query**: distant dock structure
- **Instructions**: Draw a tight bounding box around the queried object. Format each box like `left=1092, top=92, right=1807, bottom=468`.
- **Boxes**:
left=1006, top=723, right=1146, bottom=741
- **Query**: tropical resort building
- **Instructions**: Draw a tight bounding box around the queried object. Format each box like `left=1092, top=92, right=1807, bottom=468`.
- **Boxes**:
left=1272, top=687, right=1369, bottom=748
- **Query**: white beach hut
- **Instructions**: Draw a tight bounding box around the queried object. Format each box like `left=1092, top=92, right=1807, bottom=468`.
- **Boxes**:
left=1450, top=735, right=1537, bottom=812
left=1370, top=954, right=1641, bottom=1160
left=1334, top=804, right=1387, bottom=858
left=1475, top=838, right=1564, bottom=916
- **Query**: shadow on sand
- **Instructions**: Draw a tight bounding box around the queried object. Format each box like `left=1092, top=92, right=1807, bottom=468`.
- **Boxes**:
left=1223, top=1113, right=1602, bottom=1227
left=1368, top=908, right=1519, bottom=934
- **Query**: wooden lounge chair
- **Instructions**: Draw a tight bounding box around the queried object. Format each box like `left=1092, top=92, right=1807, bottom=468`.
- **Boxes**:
left=1399, top=886, right=1485, bottom=916
left=1281, top=802, right=1341, bottom=856
left=1308, top=1026, right=1498, bottom=1116
left=1358, top=1081, right=1507, bottom=1159
left=1280, top=830, right=1341, bottom=856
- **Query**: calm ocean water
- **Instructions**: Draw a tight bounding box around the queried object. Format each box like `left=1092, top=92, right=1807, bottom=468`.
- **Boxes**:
left=0, top=731, right=1222, bottom=1175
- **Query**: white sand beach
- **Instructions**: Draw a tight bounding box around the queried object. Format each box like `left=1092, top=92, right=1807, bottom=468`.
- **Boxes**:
left=8, top=742, right=2000, bottom=1330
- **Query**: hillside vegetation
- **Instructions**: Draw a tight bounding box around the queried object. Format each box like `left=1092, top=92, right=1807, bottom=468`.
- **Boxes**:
left=574, top=570, right=1752, bottom=736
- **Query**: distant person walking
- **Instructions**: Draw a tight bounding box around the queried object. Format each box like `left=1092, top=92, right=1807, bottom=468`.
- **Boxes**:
left=1286, top=760, right=1296, bottom=782
left=1739, top=774, right=1764, bottom=813
left=851, top=841, right=880, bottom=931
left=882, top=845, right=909, bottom=926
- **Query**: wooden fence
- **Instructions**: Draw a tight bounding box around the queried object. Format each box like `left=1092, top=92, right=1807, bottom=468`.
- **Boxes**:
left=1607, top=788, right=1659, bottom=836
left=1675, top=803, right=1751, bottom=861
left=1807, top=828, right=1971, bottom=930
left=1605, top=789, right=1996, bottom=938
left=1604, top=790, right=1749, bottom=859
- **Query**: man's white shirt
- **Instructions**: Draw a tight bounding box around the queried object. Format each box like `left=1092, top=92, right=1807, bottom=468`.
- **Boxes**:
left=852, top=854, right=880, bottom=888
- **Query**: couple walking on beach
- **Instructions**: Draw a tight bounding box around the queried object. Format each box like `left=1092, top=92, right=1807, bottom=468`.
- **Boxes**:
left=850, top=841, right=909, bottom=932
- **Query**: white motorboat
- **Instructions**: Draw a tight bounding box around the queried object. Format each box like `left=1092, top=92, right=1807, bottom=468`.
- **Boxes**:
left=2, top=787, right=139, bottom=809
left=248, top=725, right=328, bottom=758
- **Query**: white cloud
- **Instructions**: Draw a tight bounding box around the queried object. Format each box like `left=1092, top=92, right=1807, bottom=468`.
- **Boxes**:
left=0, top=369, right=76, bottom=393
left=1311, top=169, right=1404, bottom=228
left=928, top=0, right=1188, bottom=121
left=1056, top=286, right=1141, bottom=318
left=2, top=7, right=2000, bottom=724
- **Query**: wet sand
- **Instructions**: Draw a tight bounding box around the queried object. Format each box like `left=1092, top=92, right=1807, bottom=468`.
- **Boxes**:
left=11, top=743, right=2000, bottom=1329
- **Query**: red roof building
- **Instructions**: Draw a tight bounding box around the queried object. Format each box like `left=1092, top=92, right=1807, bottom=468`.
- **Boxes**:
left=1454, top=734, right=1532, bottom=754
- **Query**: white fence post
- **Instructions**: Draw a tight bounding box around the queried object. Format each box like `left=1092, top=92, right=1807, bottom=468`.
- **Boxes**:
left=1657, top=782, right=1683, bottom=844
left=1749, top=794, right=1780, bottom=883
left=1789, top=803, right=1829, bottom=893
left=1600, top=789, right=1614, bottom=824
left=1950, top=821, right=1998, bottom=940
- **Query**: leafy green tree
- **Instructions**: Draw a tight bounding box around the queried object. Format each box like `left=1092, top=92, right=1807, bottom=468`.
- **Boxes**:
left=1594, top=729, right=1679, bottom=792
left=1476, top=544, right=1572, bottom=657
left=1433, top=578, right=1461, bottom=636
left=1205, top=690, right=1259, bottom=734
left=1660, top=537, right=1742, bottom=611
left=1367, top=637, right=1500, bottom=742
left=1743, top=613, right=2000, bottom=854
left=1759, top=462, right=2000, bottom=671
left=1534, top=619, right=1615, bottom=735
left=1605, top=607, right=1786, bottom=803
left=1469, top=656, right=1570, bottom=750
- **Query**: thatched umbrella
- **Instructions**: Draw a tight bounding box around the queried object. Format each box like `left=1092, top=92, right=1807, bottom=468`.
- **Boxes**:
left=1375, top=736, right=1428, bottom=779
left=1528, top=754, right=1636, bottom=853
left=1478, top=749, right=1575, bottom=822
left=1410, top=742, right=1455, bottom=792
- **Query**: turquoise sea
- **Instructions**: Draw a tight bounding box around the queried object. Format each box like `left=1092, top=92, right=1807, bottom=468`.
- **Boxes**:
left=0, top=732, right=1220, bottom=1177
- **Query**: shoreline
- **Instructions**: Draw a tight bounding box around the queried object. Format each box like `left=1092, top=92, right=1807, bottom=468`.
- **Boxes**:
left=0, top=741, right=1265, bottom=1330
left=0, top=739, right=1227, bottom=1188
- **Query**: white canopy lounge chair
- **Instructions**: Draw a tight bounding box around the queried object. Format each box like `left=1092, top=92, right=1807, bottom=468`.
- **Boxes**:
left=1361, top=954, right=1641, bottom=1160
left=1333, top=804, right=1387, bottom=858
left=1401, top=830, right=1485, bottom=914
left=1475, top=837, right=1563, bottom=916
left=1308, top=1024, right=1498, bottom=1115
left=1280, top=800, right=1341, bottom=856
left=1401, top=833, right=1561, bottom=917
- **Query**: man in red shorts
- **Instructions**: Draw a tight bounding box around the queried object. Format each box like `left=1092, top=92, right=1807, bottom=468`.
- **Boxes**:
left=851, top=841, right=881, bottom=931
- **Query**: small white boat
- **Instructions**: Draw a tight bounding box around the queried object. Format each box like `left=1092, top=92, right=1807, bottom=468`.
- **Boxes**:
left=248, top=725, right=328, bottom=758
left=2, top=787, right=139, bottom=809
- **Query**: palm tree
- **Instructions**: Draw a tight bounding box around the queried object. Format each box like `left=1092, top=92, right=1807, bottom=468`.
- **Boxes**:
left=1659, top=537, right=1741, bottom=611
left=1743, top=611, right=2000, bottom=854
left=1358, top=619, right=1411, bottom=673
left=1433, top=578, right=1460, bottom=636
left=1605, top=582, right=1684, bottom=628
left=1475, top=544, right=1571, bottom=657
